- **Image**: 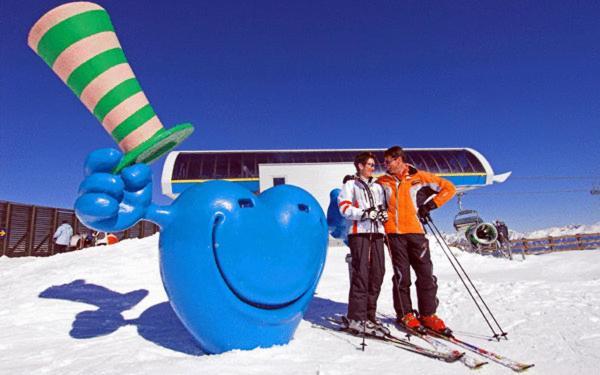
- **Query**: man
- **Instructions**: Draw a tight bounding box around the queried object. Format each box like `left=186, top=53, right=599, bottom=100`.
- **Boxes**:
left=378, top=146, right=456, bottom=334
left=53, top=220, right=73, bottom=252
left=338, top=152, right=389, bottom=335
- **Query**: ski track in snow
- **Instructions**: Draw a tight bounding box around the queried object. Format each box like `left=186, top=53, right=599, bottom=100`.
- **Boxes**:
left=1, top=234, right=599, bottom=374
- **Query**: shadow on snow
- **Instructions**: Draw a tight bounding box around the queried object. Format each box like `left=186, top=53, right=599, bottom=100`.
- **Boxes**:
left=39, top=279, right=205, bottom=356
left=38, top=280, right=348, bottom=356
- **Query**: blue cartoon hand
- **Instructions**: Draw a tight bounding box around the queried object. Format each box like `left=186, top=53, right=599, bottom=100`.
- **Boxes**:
left=75, top=148, right=153, bottom=232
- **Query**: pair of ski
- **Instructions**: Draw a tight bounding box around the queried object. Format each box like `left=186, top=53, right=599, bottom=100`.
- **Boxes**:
left=320, top=317, right=463, bottom=363
left=322, top=316, right=534, bottom=372
left=421, top=328, right=535, bottom=372
left=392, top=319, right=534, bottom=372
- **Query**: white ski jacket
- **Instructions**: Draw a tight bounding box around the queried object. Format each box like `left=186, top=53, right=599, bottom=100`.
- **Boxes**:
left=53, top=223, right=73, bottom=246
left=338, top=175, right=386, bottom=235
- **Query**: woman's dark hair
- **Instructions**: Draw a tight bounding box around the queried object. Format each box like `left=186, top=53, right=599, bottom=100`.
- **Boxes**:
left=384, top=145, right=405, bottom=161
left=354, top=152, right=377, bottom=172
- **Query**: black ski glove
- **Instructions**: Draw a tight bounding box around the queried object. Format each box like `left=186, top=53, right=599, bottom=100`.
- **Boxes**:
left=376, top=208, right=388, bottom=223
left=418, top=200, right=437, bottom=223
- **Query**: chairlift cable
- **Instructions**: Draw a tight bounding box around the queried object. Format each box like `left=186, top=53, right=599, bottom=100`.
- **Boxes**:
left=466, top=189, right=589, bottom=196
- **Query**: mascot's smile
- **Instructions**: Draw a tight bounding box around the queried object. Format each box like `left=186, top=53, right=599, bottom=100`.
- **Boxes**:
left=211, top=212, right=309, bottom=310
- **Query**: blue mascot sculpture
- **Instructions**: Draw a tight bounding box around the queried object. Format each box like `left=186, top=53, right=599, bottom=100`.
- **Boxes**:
left=75, top=148, right=329, bottom=354
left=326, top=188, right=350, bottom=244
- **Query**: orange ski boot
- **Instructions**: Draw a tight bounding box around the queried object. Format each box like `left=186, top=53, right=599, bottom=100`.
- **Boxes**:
left=420, top=314, right=453, bottom=336
left=398, top=312, right=426, bottom=334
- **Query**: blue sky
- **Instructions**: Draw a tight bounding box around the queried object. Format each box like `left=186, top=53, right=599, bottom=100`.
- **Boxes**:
left=1, top=0, right=598, bottom=232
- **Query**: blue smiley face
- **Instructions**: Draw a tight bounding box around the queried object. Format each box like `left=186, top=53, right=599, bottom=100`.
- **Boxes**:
left=74, top=150, right=328, bottom=354
left=158, top=180, right=328, bottom=354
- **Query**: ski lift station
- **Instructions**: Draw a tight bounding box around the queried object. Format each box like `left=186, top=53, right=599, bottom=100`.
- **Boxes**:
left=161, top=148, right=511, bottom=213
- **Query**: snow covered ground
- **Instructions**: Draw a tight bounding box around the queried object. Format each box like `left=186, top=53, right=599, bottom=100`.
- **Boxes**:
left=522, top=222, right=600, bottom=239
left=1, top=233, right=599, bottom=374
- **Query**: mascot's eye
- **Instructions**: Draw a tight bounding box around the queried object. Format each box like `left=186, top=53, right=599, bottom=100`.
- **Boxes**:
left=238, top=199, right=254, bottom=208
left=298, top=204, right=310, bottom=213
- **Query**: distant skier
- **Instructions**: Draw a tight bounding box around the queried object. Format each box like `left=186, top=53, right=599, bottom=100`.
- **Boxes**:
left=378, top=146, right=456, bottom=334
left=53, top=220, right=73, bottom=253
left=338, top=152, right=389, bottom=336
left=495, top=220, right=510, bottom=245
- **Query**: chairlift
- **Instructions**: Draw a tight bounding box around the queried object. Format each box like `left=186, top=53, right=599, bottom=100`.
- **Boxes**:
left=453, top=209, right=484, bottom=232
left=452, top=193, right=498, bottom=246
left=453, top=193, right=484, bottom=231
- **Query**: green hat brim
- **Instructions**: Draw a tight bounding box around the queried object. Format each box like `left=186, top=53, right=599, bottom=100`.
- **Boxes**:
left=113, top=123, right=194, bottom=173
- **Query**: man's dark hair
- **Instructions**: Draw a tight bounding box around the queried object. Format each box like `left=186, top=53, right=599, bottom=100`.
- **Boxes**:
left=354, top=152, right=377, bottom=172
left=384, top=145, right=405, bottom=161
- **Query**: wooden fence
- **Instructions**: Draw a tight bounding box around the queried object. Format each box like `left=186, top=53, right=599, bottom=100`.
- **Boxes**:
left=509, top=232, right=600, bottom=255
left=0, top=201, right=159, bottom=257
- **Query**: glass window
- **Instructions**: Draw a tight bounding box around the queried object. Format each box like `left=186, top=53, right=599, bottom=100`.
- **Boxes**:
left=214, top=154, right=228, bottom=178
left=254, top=152, right=270, bottom=174
left=403, top=152, right=416, bottom=166
left=172, top=149, right=491, bottom=180
left=174, top=154, right=202, bottom=179
left=247, top=153, right=257, bottom=175
left=431, top=151, right=453, bottom=173
left=466, top=152, right=485, bottom=172
left=199, top=154, right=215, bottom=179
left=228, top=154, right=242, bottom=178
left=452, top=150, right=473, bottom=173
left=240, top=154, right=253, bottom=177
left=445, top=151, right=465, bottom=173
left=191, top=156, right=203, bottom=178
left=273, top=177, right=285, bottom=186
left=173, top=154, right=188, bottom=180
left=406, top=151, right=429, bottom=171
left=333, top=152, right=346, bottom=162
left=302, top=152, right=318, bottom=163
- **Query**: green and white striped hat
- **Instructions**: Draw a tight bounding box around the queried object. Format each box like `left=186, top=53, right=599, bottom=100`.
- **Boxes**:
left=28, top=2, right=194, bottom=172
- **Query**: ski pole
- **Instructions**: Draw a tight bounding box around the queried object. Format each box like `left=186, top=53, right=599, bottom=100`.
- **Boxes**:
left=423, top=215, right=507, bottom=340
left=426, top=217, right=508, bottom=340
left=361, top=319, right=367, bottom=351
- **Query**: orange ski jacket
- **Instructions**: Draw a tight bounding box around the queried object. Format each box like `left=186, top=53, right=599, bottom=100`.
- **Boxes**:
left=377, top=165, right=456, bottom=234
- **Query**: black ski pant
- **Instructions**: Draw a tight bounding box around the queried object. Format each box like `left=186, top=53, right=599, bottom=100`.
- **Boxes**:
left=347, top=233, right=385, bottom=322
left=387, top=233, right=438, bottom=318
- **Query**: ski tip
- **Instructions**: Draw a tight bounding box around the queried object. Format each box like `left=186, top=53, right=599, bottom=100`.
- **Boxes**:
left=514, top=364, right=535, bottom=372
left=468, top=360, right=489, bottom=370
left=444, top=352, right=465, bottom=363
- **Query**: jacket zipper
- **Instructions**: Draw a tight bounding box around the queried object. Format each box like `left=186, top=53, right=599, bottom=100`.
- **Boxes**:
left=395, top=178, right=401, bottom=232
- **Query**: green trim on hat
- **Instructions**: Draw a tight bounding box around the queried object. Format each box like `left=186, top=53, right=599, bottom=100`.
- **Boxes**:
left=37, top=10, right=114, bottom=67
left=67, top=48, right=127, bottom=96
left=111, top=104, right=156, bottom=142
left=113, top=123, right=194, bottom=173
left=93, top=78, right=141, bottom=121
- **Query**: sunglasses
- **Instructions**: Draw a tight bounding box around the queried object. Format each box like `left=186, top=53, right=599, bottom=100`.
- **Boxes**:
left=383, top=157, right=398, bottom=165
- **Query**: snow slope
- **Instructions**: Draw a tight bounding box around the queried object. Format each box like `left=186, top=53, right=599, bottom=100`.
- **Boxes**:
left=522, top=222, right=600, bottom=239
left=1, top=234, right=599, bottom=374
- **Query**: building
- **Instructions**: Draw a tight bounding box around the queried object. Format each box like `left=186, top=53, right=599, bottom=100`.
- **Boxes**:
left=161, top=148, right=510, bottom=212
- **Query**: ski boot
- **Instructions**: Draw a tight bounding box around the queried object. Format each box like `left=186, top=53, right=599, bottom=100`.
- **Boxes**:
left=342, top=316, right=386, bottom=337
left=420, top=314, right=453, bottom=336
left=368, top=318, right=391, bottom=336
left=397, top=312, right=426, bottom=334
